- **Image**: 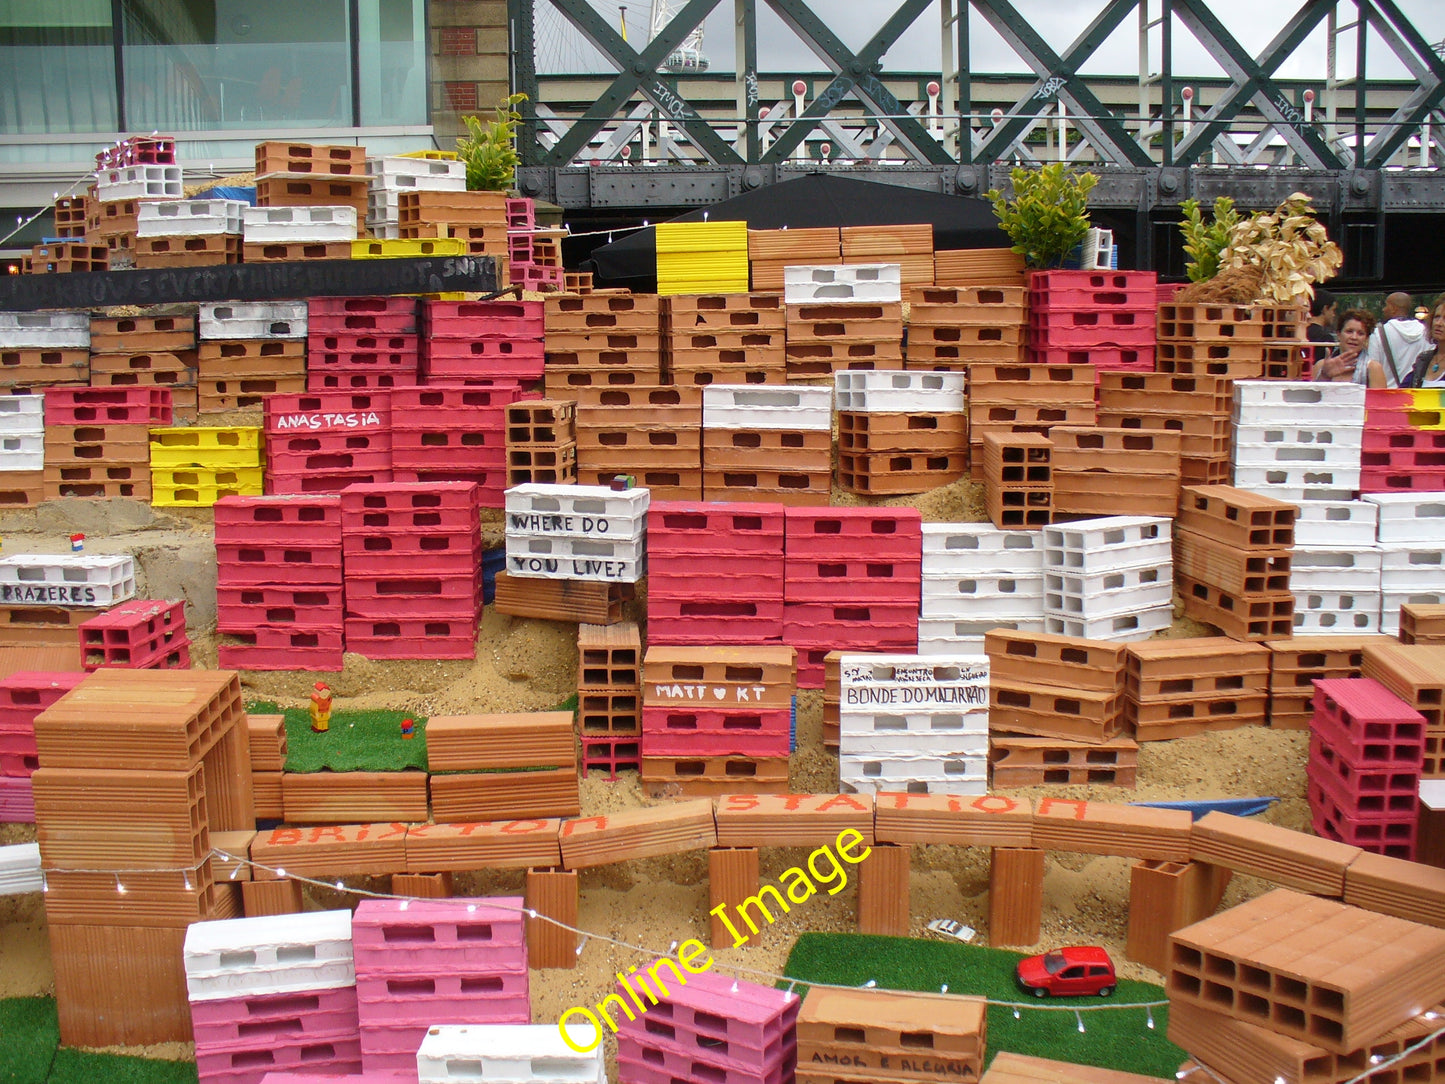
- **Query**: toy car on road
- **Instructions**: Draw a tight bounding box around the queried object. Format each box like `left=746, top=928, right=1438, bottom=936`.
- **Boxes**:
left=1016, top=946, right=1116, bottom=998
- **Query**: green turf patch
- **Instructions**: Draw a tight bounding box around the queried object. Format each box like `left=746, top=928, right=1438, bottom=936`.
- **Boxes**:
left=45, top=1049, right=196, bottom=1084
left=0, top=997, right=59, bottom=1084
left=248, top=701, right=428, bottom=773
left=781, top=933, right=1186, bottom=1079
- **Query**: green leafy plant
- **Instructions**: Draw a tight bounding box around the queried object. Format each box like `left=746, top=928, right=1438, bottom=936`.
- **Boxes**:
left=1217, top=191, right=1344, bottom=305
left=455, top=92, right=528, bottom=192
left=985, top=163, right=1098, bottom=270
left=1178, top=196, right=1240, bottom=282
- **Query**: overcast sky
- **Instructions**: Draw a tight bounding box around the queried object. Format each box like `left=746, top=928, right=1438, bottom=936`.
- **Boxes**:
left=536, top=1, right=1445, bottom=84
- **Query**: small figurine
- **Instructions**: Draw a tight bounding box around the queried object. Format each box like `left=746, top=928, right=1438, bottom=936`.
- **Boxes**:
left=609, top=474, right=635, bottom=491
left=400, top=717, right=415, bottom=740
left=70, top=533, right=85, bottom=552
left=309, top=681, right=333, bottom=733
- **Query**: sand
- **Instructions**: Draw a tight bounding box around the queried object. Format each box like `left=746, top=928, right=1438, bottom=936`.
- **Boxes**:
left=0, top=481, right=1309, bottom=1067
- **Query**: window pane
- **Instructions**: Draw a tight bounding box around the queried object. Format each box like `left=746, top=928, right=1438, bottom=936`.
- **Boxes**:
left=121, top=0, right=351, bottom=131
left=358, top=0, right=427, bottom=126
left=0, top=0, right=118, bottom=134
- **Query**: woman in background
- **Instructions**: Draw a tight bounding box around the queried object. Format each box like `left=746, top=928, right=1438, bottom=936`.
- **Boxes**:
left=1314, top=309, right=1379, bottom=384
left=1414, top=297, right=1445, bottom=388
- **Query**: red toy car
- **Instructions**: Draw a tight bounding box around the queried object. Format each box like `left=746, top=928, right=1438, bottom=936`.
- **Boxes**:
left=1016, top=946, right=1117, bottom=998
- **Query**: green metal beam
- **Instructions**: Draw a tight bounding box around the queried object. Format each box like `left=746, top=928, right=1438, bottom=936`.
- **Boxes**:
left=1171, top=0, right=1341, bottom=168
left=761, top=0, right=952, bottom=165
left=973, top=0, right=1155, bottom=167
left=1359, top=0, right=1445, bottom=168
left=510, top=0, right=541, bottom=166
left=541, top=0, right=742, bottom=166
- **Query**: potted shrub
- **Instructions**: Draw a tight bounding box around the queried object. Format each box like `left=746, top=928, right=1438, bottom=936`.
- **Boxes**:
left=985, top=163, right=1099, bottom=271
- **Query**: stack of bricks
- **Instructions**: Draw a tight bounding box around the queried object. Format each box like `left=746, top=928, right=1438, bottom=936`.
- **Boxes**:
left=1027, top=270, right=1156, bottom=372
left=982, top=432, right=1052, bottom=529
left=507, top=199, right=567, bottom=292
left=197, top=301, right=308, bottom=412
left=1363, top=641, right=1445, bottom=782
left=184, top=910, right=361, bottom=1081
left=398, top=188, right=508, bottom=268
left=392, top=385, right=531, bottom=507
left=615, top=970, right=798, bottom=1084
left=418, top=1025, right=604, bottom=1084
left=35, top=669, right=252, bottom=1046
left=796, top=987, right=986, bottom=1084
left=835, top=370, right=967, bottom=495
left=701, top=385, right=832, bottom=504
left=986, top=630, right=1135, bottom=786
left=1308, top=677, right=1425, bottom=860
left=904, top=284, right=1027, bottom=372
left=1264, top=634, right=1382, bottom=729
left=1401, top=603, right=1445, bottom=643
left=135, top=198, right=244, bottom=268
left=1176, top=485, right=1296, bottom=640
left=89, top=311, right=199, bottom=420
left=426, top=710, right=579, bottom=822
left=91, top=147, right=183, bottom=267
left=747, top=225, right=839, bottom=291
left=245, top=203, right=360, bottom=263
left=1044, top=515, right=1174, bottom=641
left=918, top=523, right=1046, bottom=653
left=1288, top=499, right=1382, bottom=633
left=215, top=494, right=346, bottom=671
left=1157, top=301, right=1300, bottom=381
left=307, top=295, right=420, bottom=392
left=264, top=391, right=392, bottom=494
left=352, top=898, right=529, bottom=1076
left=662, top=293, right=786, bottom=386
left=1124, top=638, right=1269, bottom=741
left=1232, top=379, right=1364, bottom=501
left=422, top=299, right=544, bottom=389
left=1359, top=387, right=1445, bottom=492
left=254, top=141, right=368, bottom=246
left=26, top=240, right=108, bottom=274
left=0, top=310, right=89, bottom=393
left=577, top=621, right=642, bottom=778
left=1098, top=371, right=1233, bottom=485
left=1365, top=493, right=1445, bottom=634
left=641, top=645, right=795, bottom=797
left=842, top=223, right=934, bottom=286
left=246, top=711, right=286, bottom=819
left=0, top=394, right=45, bottom=508
left=1050, top=427, right=1182, bottom=518
left=366, top=155, right=467, bottom=239
left=0, top=671, right=85, bottom=824
left=967, top=362, right=1096, bottom=480
left=933, top=246, right=1026, bottom=287
left=506, top=399, right=576, bottom=486
left=544, top=294, right=661, bottom=399
left=79, top=599, right=189, bottom=671
left=51, top=194, right=90, bottom=239
left=783, top=263, right=905, bottom=378
left=44, top=385, right=169, bottom=500
left=149, top=426, right=265, bottom=507
left=1165, top=889, right=1445, bottom=1082
left=838, top=651, right=989, bottom=796
left=575, top=385, right=702, bottom=499
left=0, top=553, right=135, bottom=645
left=505, top=482, right=647, bottom=589
left=785, top=506, right=922, bottom=689
left=342, top=481, right=482, bottom=660
left=646, top=499, right=785, bottom=647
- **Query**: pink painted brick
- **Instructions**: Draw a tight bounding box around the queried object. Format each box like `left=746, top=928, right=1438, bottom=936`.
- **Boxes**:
left=618, top=1050, right=792, bottom=1084
left=357, top=992, right=529, bottom=1029
left=0, top=723, right=37, bottom=760
left=260, top=1074, right=409, bottom=1084
left=0, top=671, right=86, bottom=722
left=616, top=970, right=799, bottom=1066
left=355, top=970, right=528, bottom=1025
left=1312, top=678, right=1428, bottom=742
left=358, top=1044, right=422, bottom=1080
left=0, top=775, right=33, bottom=822
left=195, top=1032, right=362, bottom=1084
left=351, top=897, right=526, bottom=972
left=190, top=986, right=360, bottom=1050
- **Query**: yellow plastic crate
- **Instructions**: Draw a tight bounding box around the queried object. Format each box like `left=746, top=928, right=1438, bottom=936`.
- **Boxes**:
left=397, top=150, right=458, bottom=160
left=351, top=238, right=467, bottom=259
left=150, top=427, right=264, bottom=469
left=151, top=467, right=264, bottom=508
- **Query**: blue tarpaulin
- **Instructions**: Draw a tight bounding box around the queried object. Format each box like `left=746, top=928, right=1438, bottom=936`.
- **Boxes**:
left=191, top=186, right=256, bottom=204
left=1131, top=797, right=1279, bottom=821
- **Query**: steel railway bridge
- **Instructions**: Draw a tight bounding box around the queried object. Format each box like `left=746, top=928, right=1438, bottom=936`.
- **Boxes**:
left=506, top=0, right=1445, bottom=286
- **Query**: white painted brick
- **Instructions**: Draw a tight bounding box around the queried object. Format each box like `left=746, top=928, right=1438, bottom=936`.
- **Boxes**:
left=702, top=385, right=832, bottom=431
left=1232, top=441, right=1362, bottom=469
left=0, top=554, right=135, bottom=607
left=784, top=263, right=902, bottom=304
left=504, top=483, right=649, bottom=535
left=1289, top=545, right=1382, bottom=593
left=0, top=433, right=44, bottom=470
left=183, top=909, right=355, bottom=1002
left=0, top=395, right=46, bottom=435
left=1231, top=423, right=1363, bottom=450
left=834, top=369, right=965, bottom=413
left=841, top=729, right=990, bottom=759
left=839, top=753, right=987, bottom=796
left=505, top=535, right=645, bottom=583
left=94, top=164, right=182, bottom=201
left=0, top=842, right=42, bottom=896
left=920, top=573, right=1045, bottom=620
left=1364, top=493, right=1445, bottom=543
left=1044, top=607, right=1171, bottom=642
left=243, top=205, right=359, bottom=243
left=1292, top=591, right=1380, bottom=633
left=1044, top=566, right=1172, bottom=618
left=1231, top=465, right=1361, bottom=493
left=416, top=1024, right=606, bottom=1084
left=837, top=653, right=988, bottom=714
left=1043, top=516, right=1171, bottom=572
left=916, top=617, right=1046, bottom=655
left=198, top=301, right=308, bottom=341
left=921, top=523, right=1045, bottom=573
left=368, top=155, right=467, bottom=191
left=0, top=311, right=89, bottom=350
left=137, top=199, right=245, bottom=237
left=1293, top=500, right=1379, bottom=547
left=1232, top=379, right=1367, bottom=415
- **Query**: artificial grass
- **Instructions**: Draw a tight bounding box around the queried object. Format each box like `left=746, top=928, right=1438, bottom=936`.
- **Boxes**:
left=781, top=932, right=1187, bottom=1079
left=0, top=998, right=196, bottom=1084
left=248, top=701, right=428, bottom=773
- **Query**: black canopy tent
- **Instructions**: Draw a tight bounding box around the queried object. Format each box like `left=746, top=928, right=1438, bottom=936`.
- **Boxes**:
left=584, top=172, right=1009, bottom=287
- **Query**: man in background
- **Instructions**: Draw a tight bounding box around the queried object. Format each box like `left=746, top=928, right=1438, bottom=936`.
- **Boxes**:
left=1360, top=292, right=1428, bottom=388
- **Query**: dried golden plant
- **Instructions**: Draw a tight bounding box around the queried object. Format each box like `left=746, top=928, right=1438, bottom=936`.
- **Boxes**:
left=1215, top=192, right=1343, bottom=306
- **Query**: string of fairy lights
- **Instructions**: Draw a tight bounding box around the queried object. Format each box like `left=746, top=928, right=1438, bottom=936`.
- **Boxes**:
left=32, top=843, right=1445, bottom=1084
